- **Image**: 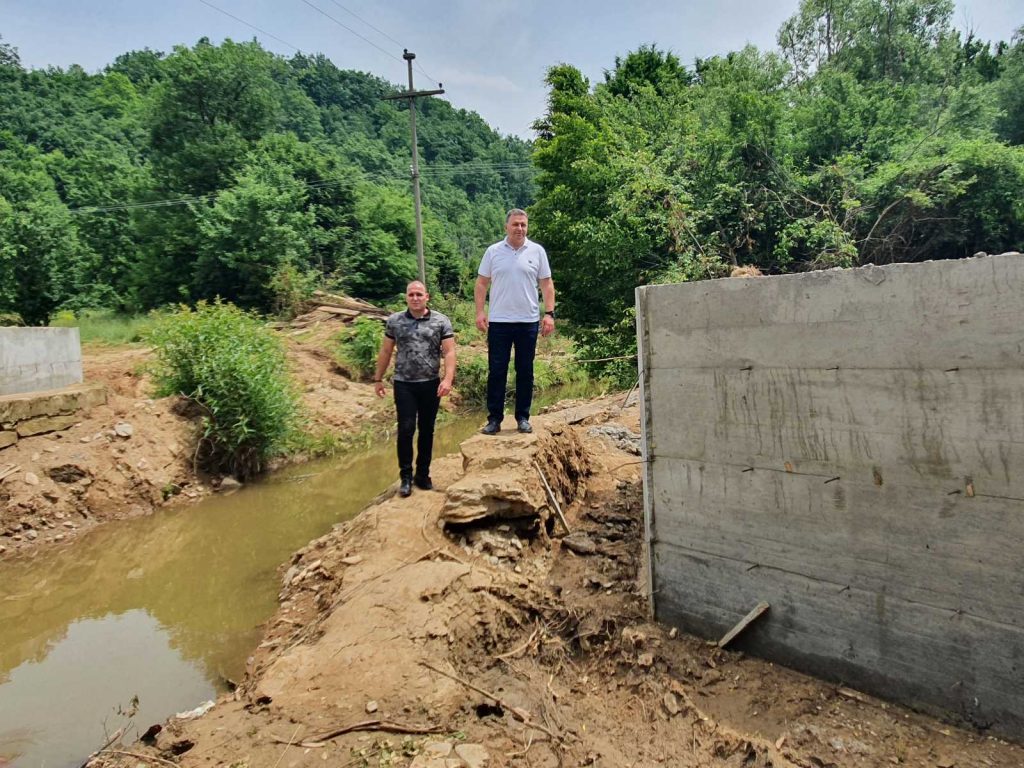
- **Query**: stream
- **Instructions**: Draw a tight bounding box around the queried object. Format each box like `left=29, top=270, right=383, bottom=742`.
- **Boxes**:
left=0, top=412, right=488, bottom=767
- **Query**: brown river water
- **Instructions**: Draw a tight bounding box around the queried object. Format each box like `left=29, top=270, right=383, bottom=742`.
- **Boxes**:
left=0, top=414, right=487, bottom=767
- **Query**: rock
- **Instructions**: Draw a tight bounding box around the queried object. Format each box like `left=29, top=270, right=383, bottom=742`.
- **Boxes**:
left=637, top=652, right=654, bottom=667
left=365, top=700, right=378, bottom=713
left=973, top=251, right=987, bottom=258
left=422, top=741, right=453, bottom=757
left=562, top=533, right=597, bottom=555
left=455, top=743, right=490, bottom=768
left=114, top=422, right=134, bottom=438
left=54, top=534, right=64, bottom=542
left=662, top=692, right=681, bottom=716
left=341, top=555, right=363, bottom=565
left=25, top=530, right=38, bottom=541
left=16, top=414, right=78, bottom=438
left=0, top=430, right=17, bottom=449
left=137, top=458, right=149, bottom=470
left=24, top=472, right=39, bottom=486
left=217, top=476, right=242, bottom=492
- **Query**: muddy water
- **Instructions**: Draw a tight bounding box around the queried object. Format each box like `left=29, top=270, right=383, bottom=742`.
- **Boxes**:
left=0, top=414, right=487, bottom=768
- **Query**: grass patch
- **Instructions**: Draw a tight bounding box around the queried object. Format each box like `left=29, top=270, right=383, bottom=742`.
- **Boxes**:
left=50, top=308, right=160, bottom=345
left=335, top=316, right=385, bottom=381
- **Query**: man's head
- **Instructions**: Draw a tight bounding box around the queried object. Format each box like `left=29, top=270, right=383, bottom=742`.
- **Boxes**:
left=405, top=280, right=429, bottom=315
left=505, top=208, right=528, bottom=248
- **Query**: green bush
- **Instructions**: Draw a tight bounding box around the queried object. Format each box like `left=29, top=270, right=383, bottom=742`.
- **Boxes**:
left=428, top=294, right=481, bottom=344
left=335, top=316, right=385, bottom=381
left=455, top=350, right=591, bottom=407
left=455, top=353, right=490, bottom=406
left=147, top=300, right=299, bottom=479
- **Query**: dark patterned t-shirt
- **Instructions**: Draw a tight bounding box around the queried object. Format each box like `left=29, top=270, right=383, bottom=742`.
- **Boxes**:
left=384, top=309, right=454, bottom=382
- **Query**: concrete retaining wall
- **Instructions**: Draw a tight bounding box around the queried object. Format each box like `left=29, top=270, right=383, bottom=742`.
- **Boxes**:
left=0, top=328, right=83, bottom=396
left=635, top=254, right=1024, bottom=738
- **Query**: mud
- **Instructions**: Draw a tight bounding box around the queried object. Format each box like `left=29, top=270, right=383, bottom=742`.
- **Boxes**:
left=84, top=398, right=1024, bottom=768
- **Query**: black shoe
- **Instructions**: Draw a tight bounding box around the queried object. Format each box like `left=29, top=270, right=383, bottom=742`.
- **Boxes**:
left=414, top=475, right=433, bottom=490
left=481, top=419, right=501, bottom=435
left=399, top=477, right=413, bottom=497
left=517, top=419, right=533, bottom=434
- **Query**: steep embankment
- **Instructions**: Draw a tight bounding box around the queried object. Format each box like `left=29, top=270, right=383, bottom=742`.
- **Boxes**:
left=90, top=398, right=1024, bottom=768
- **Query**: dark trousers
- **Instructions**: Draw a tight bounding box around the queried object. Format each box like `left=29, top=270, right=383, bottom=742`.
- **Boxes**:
left=394, top=379, right=441, bottom=480
left=487, top=322, right=539, bottom=422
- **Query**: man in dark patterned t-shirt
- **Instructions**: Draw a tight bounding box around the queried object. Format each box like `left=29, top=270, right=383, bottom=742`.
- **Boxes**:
left=373, top=281, right=456, bottom=497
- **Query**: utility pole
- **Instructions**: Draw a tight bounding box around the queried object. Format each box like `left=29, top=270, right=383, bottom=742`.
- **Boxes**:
left=382, top=51, right=444, bottom=284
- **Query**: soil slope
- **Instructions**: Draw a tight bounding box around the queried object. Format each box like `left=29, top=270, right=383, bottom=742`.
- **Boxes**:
left=88, top=399, right=1024, bottom=768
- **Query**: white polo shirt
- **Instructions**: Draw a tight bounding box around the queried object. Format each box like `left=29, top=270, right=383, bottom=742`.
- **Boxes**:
left=478, top=237, right=552, bottom=322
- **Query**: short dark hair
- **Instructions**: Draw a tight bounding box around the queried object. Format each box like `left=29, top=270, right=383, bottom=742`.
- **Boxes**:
left=505, top=208, right=528, bottom=222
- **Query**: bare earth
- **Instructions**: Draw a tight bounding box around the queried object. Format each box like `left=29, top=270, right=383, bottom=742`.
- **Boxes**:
left=3, top=329, right=1022, bottom=767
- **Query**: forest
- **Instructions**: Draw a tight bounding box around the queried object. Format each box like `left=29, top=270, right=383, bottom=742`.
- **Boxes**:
left=1, top=0, right=1023, bottom=383
left=0, top=33, right=533, bottom=325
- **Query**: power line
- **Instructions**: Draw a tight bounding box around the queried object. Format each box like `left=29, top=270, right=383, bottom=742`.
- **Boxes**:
left=323, top=0, right=402, bottom=47
left=198, top=0, right=302, bottom=52
left=320, top=0, right=439, bottom=84
left=67, top=159, right=535, bottom=215
left=297, top=0, right=403, bottom=66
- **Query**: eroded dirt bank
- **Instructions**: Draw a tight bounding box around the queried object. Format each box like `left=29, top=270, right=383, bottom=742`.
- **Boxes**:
left=90, top=399, right=1024, bottom=768
left=0, top=321, right=391, bottom=560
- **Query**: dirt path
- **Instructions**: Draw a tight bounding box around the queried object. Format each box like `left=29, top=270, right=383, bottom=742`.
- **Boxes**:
left=85, top=399, right=1024, bottom=768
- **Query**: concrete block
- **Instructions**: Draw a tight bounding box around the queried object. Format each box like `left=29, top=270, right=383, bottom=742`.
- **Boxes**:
left=0, top=383, right=107, bottom=424
left=0, top=327, right=83, bottom=395
left=637, top=253, right=1024, bottom=739
left=16, top=413, right=78, bottom=437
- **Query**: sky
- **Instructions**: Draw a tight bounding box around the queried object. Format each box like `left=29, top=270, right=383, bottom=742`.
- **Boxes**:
left=2, top=0, right=1022, bottom=139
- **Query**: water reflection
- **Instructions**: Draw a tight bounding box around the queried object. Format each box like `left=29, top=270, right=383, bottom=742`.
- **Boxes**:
left=0, top=414, right=481, bottom=768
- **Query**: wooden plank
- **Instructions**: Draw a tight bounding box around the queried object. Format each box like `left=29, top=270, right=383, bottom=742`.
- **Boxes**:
left=717, top=601, right=769, bottom=648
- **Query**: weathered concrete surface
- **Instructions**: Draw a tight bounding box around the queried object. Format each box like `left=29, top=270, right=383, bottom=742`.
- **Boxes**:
left=0, top=383, right=107, bottom=427
left=0, top=328, right=83, bottom=395
left=0, top=383, right=107, bottom=449
left=636, top=253, right=1024, bottom=739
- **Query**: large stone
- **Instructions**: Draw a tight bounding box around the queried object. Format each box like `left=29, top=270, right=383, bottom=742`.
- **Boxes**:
left=441, top=473, right=545, bottom=524
left=16, top=413, right=78, bottom=438
left=0, top=430, right=16, bottom=450
left=0, top=383, right=107, bottom=425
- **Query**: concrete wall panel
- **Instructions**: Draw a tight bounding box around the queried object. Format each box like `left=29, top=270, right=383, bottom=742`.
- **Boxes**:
left=0, top=328, right=83, bottom=396
left=637, top=254, right=1024, bottom=738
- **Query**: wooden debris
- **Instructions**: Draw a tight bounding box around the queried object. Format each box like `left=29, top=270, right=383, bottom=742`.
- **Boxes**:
left=717, top=601, right=770, bottom=648
left=533, top=460, right=571, bottom=534
left=420, top=661, right=562, bottom=742
left=270, top=719, right=443, bottom=747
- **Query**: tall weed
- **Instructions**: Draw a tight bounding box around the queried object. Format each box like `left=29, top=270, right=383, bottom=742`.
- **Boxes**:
left=335, top=316, right=385, bottom=381
left=147, top=300, right=299, bottom=479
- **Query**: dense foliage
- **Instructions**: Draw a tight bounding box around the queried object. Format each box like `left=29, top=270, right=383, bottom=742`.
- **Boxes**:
left=147, top=301, right=299, bottom=478
left=530, top=2, right=1024, bottom=384
left=0, top=37, right=533, bottom=323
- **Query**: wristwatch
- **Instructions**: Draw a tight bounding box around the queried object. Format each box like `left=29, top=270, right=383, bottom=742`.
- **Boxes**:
left=544, top=310, right=556, bottom=318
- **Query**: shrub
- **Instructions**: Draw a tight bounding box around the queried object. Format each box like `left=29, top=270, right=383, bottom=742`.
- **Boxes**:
left=455, top=353, right=490, bottom=406
left=147, top=300, right=299, bottom=479
left=335, top=316, right=385, bottom=381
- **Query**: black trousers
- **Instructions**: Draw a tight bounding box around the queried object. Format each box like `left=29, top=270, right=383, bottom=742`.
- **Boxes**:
left=394, top=379, right=441, bottom=480
left=486, top=321, right=539, bottom=422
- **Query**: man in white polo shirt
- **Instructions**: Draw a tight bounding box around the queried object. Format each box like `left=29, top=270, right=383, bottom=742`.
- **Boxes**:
left=474, top=208, right=556, bottom=435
